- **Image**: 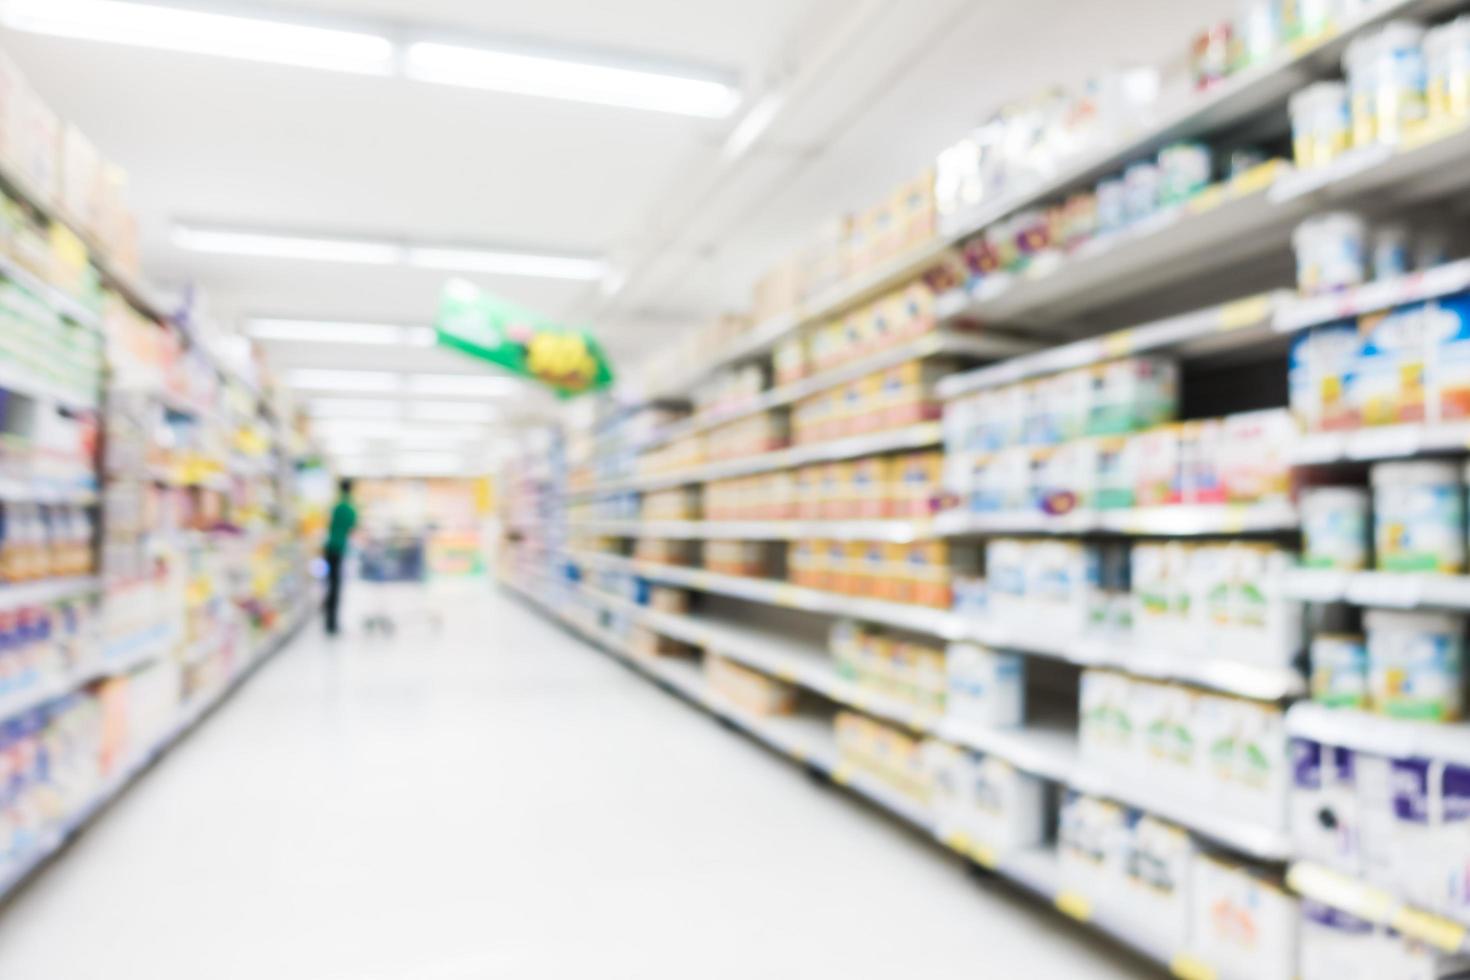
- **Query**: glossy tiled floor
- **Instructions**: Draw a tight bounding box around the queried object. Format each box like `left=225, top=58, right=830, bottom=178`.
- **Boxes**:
left=0, top=586, right=1153, bottom=979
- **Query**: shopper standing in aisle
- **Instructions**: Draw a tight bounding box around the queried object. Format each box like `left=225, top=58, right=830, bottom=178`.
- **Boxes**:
left=323, top=478, right=358, bottom=635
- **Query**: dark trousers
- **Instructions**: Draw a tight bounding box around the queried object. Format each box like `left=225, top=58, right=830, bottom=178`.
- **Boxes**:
left=324, top=549, right=345, bottom=634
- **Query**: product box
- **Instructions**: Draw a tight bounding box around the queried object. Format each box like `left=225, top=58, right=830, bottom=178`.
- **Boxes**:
left=1432, top=295, right=1470, bottom=421
left=1190, top=855, right=1298, bottom=980
left=648, top=587, right=690, bottom=615
left=1086, top=357, right=1179, bottom=436
left=1290, top=323, right=1361, bottom=431
left=1058, top=791, right=1128, bottom=905
left=773, top=335, right=809, bottom=386
left=1290, top=739, right=1363, bottom=872
left=59, top=124, right=101, bottom=237
left=944, top=642, right=1025, bottom=729
left=1119, top=812, right=1196, bottom=952
left=629, top=626, right=688, bottom=659
left=1349, top=305, right=1431, bottom=426
left=1133, top=425, right=1182, bottom=507
left=897, top=281, right=936, bottom=341
left=969, top=755, right=1046, bottom=852
left=1299, top=900, right=1379, bottom=980
left=706, top=654, right=797, bottom=715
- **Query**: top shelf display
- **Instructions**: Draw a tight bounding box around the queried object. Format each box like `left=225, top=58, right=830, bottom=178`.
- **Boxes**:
left=631, top=0, right=1464, bottom=405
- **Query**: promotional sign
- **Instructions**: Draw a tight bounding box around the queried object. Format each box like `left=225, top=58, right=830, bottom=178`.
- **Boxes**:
left=434, top=278, right=614, bottom=397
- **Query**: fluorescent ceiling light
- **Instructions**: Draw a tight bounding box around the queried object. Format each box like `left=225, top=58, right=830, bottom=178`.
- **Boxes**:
left=405, top=246, right=605, bottom=281
left=405, top=401, right=501, bottom=423
left=309, top=398, right=402, bottom=420
left=173, top=226, right=401, bottom=265
left=404, top=41, right=739, bottom=118
left=246, top=319, right=415, bottom=346
left=404, top=326, right=438, bottom=347
left=0, top=0, right=395, bottom=75
left=287, top=369, right=400, bottom=393
left=177, top=225, right=605, bottom=281
left=408, top=374, right=522, bottom=398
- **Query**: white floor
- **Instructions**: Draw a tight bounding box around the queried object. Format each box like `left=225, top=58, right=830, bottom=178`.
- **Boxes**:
left=0, top=587, right=1155, bottom=979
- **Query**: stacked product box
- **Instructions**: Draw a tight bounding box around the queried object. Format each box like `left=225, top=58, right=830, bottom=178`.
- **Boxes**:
left=788, top=538, right=970, bottom=608
left=706, top=655, right=797, bottom=716
left=926, top=740, right=1046, bottom=854
left=1080, top=670, right=1290, bottom=830
left=833, top=711, right=931, bottom=803
left=1290, top=295, right=1470, bottom=432
left=1291, top=738, right=1470, bottom=930
left=1060, top=789, right=1299, bottom=980
left=829, top=619, right=947, bottom=716
left=792, top=359, right=952, bottom=445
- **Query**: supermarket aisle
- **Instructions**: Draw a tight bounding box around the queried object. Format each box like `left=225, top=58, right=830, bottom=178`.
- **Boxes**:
left=0, top=590, right=1151, bottom=980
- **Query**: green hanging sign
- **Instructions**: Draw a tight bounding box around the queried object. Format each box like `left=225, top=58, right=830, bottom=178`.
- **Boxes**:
left=433, top=278, right=614, bottom=397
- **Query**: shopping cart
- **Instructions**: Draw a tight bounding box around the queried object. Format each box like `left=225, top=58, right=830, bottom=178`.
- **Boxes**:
left=353, top=532, right=445, bottom=636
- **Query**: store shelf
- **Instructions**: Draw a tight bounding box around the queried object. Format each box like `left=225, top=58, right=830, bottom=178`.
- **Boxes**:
left=0, top=576, right=101, bottom=612
left=632, top=0, right=1436, bottom=407
left=0, top=479, right=99, bottom=505
left=1287, top=862, right=1470, bottom=955
left=643, top=331, right=1034, bottom=450
left=568, top=518, right=935, bottom=542
left=1071, top=637, right=1307, bottom=701
left=935, top=502, right=1299, bottom=537
left=581, top=555, right=966, bottom=638
left=936, top=716, right=1080, bottom=785
left=578, top=551, right=1304, bottom=700
left=579, top=587, right=1293, bottom=852
left=1282, top=567, right=1470, bottom=609
left=1292, top=422, right=1470, bottom=464
left=509, top=573, right=1272, bottom=971
left=0, top=253, right=102, bottom=329
left=0, top=358, right=99, bottom=412
left=933, top=0, right=1441, bottom=241
left=1070, top=766, right=1293, bottom=861
left=939, top=293, right=1285, bottom=399
left=0, top=602, right=311, bottom=900
left=937, top=182, right=1304, bottom=327
left=1273, top=257, right=1470, bottom=334
left=1269, top=117, right=1470, bottom=206
left=570, top=423, right=944, bottom=498
left=1285, top=702, right=1470, bottom=767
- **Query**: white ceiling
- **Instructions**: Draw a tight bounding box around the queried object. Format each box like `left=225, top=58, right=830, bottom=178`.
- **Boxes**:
left=1, top=0, right=1237, bottom=382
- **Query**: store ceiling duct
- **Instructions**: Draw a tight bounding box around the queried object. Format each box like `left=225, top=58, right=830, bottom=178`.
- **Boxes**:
left=0, top=0, right=395, bottom=76
left=403, top=40, right=740, bottom=118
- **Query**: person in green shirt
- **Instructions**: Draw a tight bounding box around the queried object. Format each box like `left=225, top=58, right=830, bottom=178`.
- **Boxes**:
left=323, top=478, right=358, bottom=635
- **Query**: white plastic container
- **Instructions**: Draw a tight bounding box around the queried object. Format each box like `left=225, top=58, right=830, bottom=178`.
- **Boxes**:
left=1345, top=21, right=1428, bottom=146
left=1364, top=609, right=1465, bottom=721
left=1426, top=16, right=1470, bottom=123
left=1371, top=222, right=1412, bottom=281
left=1371, top=460, right=1465, bottom=574
left=1289, top=81, right=1350, bottom=170
left=1293, top=212, right=1368, bottom=295
left=1301, top=486, right=1371, bottom=570
left=1311, top=633, right=1369, bottom=707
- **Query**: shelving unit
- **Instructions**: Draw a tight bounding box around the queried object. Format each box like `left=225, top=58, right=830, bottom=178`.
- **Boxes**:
left=0, top=600, right=315, bottom=900
left=570, top=422, right=943, bottom=498
left=1287, top=863, right=1470, bottom=956
left=0, top=62, right=319, bottom=903
left=505, top=3, right=1470, bottom=977
left=641, top=331, right=1035, bottom=452
left=502, top=575, right=1227, bottom=975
